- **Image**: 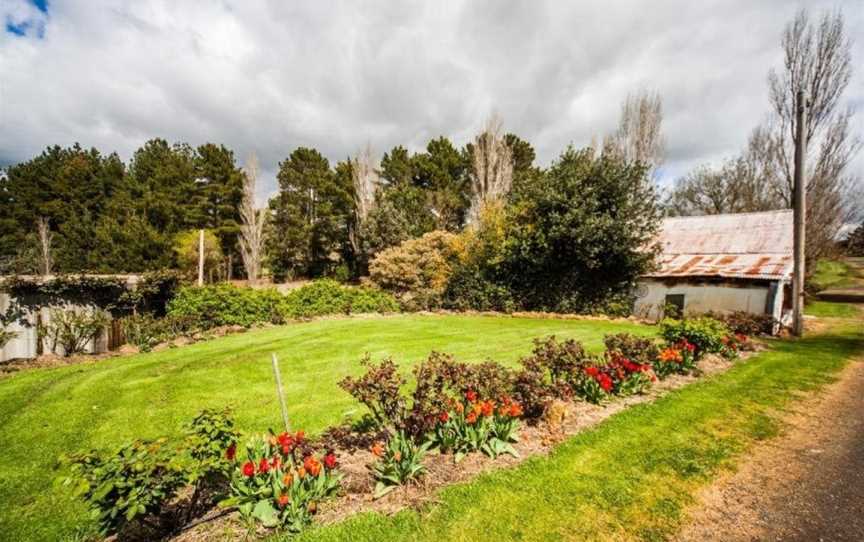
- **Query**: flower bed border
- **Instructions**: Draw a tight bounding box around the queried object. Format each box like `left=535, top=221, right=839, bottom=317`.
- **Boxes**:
left=173, top=347, right=757, bottom=541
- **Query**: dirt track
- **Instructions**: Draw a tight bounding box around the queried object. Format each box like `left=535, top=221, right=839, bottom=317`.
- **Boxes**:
left=676, top=355, right=864, bottom=542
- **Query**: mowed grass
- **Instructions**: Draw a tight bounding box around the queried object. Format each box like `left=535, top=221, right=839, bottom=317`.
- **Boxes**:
left=285, top=322, right=864, bottom=542
left=0, top=314, right=653, bottom=541
left=811, top=258, right=864, bottom=290
left=805, top=300, right=860, bottom=318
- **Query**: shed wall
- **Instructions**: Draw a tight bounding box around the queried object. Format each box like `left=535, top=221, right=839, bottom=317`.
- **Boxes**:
left=1, top=293, right=109, bottom=363
left=633, top=280, right=771, bottom=321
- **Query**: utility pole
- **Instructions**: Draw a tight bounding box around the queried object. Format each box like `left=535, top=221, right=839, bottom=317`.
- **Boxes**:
left=792, top=89, right=807, bottom=336
left=197, top=229, right=205, bottom=287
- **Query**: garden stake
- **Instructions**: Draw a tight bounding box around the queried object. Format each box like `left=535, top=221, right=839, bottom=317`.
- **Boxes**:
left=271, top=353, right=291, bottom=433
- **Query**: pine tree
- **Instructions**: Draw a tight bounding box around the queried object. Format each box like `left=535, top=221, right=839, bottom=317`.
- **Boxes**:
left=267, top=148, right=350, bottom=279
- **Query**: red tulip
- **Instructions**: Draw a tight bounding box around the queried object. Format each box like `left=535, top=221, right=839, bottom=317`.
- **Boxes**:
left=323, top=453, right=337, bottom=470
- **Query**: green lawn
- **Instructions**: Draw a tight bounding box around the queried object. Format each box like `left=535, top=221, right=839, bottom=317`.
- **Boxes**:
left=805, top=300, right=860, bottom=318
left=0, top=314, right=653, bottom=541
left=811, top=258, right=864, bottom=290
left=5, top=313, right=861, bottom=542
left=286, top=321, right=864, bottom=542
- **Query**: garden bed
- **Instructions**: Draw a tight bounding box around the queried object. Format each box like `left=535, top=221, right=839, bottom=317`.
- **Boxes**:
left=173, top=348, right=754, bottom=541
left=44, top=314, right=754, bottom=541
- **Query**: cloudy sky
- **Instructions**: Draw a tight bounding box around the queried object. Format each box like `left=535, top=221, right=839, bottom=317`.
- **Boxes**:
left=1, top=0, right=862, bottom=199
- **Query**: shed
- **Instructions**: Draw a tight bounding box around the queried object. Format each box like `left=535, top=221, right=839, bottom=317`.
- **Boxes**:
left=633, top=210, right=793, bottom=328
left=0, top=274, right=141, bottom=362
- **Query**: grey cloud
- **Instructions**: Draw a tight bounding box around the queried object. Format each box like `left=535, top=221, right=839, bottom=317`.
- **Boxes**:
left=1, top=0, right=861, bottom=201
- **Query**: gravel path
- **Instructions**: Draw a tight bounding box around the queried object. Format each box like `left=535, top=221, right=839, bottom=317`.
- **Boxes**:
left=676, top=355, right=864, bottom=542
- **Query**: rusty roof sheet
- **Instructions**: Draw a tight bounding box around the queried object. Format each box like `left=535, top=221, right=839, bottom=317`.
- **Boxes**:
left=647, top=253, right=793, bottom=280
left=647, top=210, right=793, bottom=280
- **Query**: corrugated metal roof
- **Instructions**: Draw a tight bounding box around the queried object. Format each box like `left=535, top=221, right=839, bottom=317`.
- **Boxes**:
left=647, top=210, right=793, bottom=280
left=648, top=253, right=793, bottom=280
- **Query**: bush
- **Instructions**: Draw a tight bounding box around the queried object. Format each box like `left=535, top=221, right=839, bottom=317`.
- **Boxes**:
left=511, top=364, right=555, bottom=420
left=120, top=314, right=167, bottom=352
left=603, top=333, right=660, bottom=366
left=166, top=281, right=399, bottom=332
left=659, top=317, right=731, bottom=359
left=184, top=409, right=240, bottom=485
left=339, top=353, right=516, bottom=440
left=707, top=311, right=776, bottom=336
left=499, top=147, right=661, bottom=313
left=281, top=280, right=399, bottom=318
left=120, top=313, right=200, bottom=351
left=369, top=231, right=461, bottom=310
left=167, top=284, right=285, bottom=329
left=339, top=357, right=406, bottom=430
left=44, top=307, right=109, bottom=357
left=225, top=431, right=341, bottom=532
left=59, top=440, right=185, bottom=536
left=57, top=410, right=238, bottom=537
left=347, top=286, right=400, bottom=314
left=512, top=337, right=595, bottom=418
left=442, top=264, right=516, bottom=312
left=442, top=203, right=516, bottom=312
left=282, top=279, right=352, bottom=318
left=405, top=354, right=514, bottom=438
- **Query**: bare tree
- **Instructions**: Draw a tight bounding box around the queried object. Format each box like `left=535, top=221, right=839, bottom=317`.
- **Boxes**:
left=607, top=89, right=665, bottom=178
left=36, top=216, right=52, bottom=276
left=767, top=9, right=859, bottom=261
left=666, top=165, right=736, bottom=216
left=666, top=9, right=859, bottom=265
left=238, top=153, right=267, bottom=283
left=769, top=10, right=852, bottom=154
left=468, top=113, right=513, bottom=225
left=667, top=126, right=785, bottom=216
left=352, top=144, right=380, bottom=224
left=347, top=144, right=381, bottom=266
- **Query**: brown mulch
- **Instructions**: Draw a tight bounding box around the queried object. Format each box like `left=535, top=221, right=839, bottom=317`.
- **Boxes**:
left=675, top=355, right=864, bottom=542
left=173, top=349, right=754, bottom=541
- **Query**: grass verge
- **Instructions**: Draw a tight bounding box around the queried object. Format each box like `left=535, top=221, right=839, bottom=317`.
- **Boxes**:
left=805, top=300, right=860, bottom=318
left=288, top=320, right=863, bottom=542
left=811, top=259, right=857, bottom=290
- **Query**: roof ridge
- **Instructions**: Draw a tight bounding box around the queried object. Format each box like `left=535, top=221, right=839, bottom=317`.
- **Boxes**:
left=663, top=209, right=792, bottom=221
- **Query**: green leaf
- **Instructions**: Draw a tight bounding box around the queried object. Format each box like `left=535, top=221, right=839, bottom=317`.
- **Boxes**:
left=251, top=500, right=279, bottom=527
left=218, top=496, right=240, bottom=508
left=374, top=481, right=395, bottom=499
left=92, top=481, right=114, bottom=501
